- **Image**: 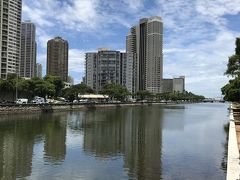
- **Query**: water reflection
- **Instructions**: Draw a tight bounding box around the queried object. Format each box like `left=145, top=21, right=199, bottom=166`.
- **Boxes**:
left=221, top=122, right=229, bottom=173
left=68, top=106, right=163, bottom=179
left=0, top=104, right=228, bottom=179
left=44, top=115, right=67, bottom=163
left=162, top=106, right=185, bottom=131
left=0, top=113, right=67, bottom=179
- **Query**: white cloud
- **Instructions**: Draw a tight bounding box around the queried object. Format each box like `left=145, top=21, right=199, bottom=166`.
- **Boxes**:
left=22, top=1, right=55, bottom=27
left=68, top=49, right=86, bottom=73
left=196, top=0, right=240, bottom=17
left=57, top=0, right=100, bottom=31
left=122, top=0, right=145, bottom=11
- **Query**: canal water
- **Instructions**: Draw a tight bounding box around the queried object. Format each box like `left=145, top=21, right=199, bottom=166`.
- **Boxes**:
left=0, top=103, right=229, bottom=180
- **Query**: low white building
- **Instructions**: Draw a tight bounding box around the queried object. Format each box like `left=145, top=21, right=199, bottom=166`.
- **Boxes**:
left=78, top=94, right=109, bottom=100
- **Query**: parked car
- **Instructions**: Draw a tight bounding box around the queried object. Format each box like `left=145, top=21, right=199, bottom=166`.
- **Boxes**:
left=16, top=99, right=28, bottom=104
left=79, top=99, right=88, bottom=103
left=34, top=96, right=45, bottom=104
left=30, top=100, right=36, bottom=104
left=73, top=100, right=79, bottom=104
left=46, top=99, right=54, bottom=104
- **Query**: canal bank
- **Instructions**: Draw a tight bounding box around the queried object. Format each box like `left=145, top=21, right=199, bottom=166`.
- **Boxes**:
left=227, top=103, right=240, bottom=180
left=0, top=102, right=177, bottom=115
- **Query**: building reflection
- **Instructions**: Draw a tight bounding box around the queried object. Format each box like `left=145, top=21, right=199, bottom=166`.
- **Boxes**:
left=80, top=106, right=163, bottom=179
left=162, top=106, right=185, bottom=131
left=0, top=113, right=67, bottom=179
left=0, top=117, right=38, bottom=179
left=44, top=115, right=67, bottom=162
left=0, top=106, right=163, bottom=179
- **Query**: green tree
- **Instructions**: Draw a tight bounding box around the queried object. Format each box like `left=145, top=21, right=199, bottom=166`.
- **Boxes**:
left=62, top=83, right=94, bottom=101
left=0, top=79, right=15, bottom=92
left=73, top=83, right=94, bottom=94
left=155, top=91, right=204, bottom=102
left=34, top=80, right=55, bottom=98
left=0, top=75, right=17, bottom=100
left=222, top=77, right=240, bottom=101
left=222, top=38, right=240, bottom=101
left=100, top=83, right=130, bottom=101
left=136, top=90, right=152, bottom=100
left=225, top=38, right=240, bottom=77
left=44, top=75, right=64, bottom=97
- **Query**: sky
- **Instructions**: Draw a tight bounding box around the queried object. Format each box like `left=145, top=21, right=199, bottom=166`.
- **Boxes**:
left=22, top=0, right=240, bottom=98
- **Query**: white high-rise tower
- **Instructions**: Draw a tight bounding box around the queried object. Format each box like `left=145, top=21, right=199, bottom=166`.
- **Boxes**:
left=0, top=0, right=22, bottom=79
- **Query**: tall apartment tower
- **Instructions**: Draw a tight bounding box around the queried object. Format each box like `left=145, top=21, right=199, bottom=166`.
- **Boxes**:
left=47, top=37, right=68, bottom=82
left=85, top=49, right=135, bottom=93
left=126, top=16, right=163, bottom=94
left=36, top=63, right=42, bottom=78
left=20, top=21, right=36, bottom=78
left=86, top=49, right=121, bottom=92
left=0, top=0, right=22, bottom=79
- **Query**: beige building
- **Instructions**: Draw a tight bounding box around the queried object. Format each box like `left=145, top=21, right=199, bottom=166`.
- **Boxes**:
left=126, top=16, right=163, bottom=94
left=162, top=76, right=185, bottom=93
left=47, top=37, right=68, bottom=82
left=173, top=76, right=185, bottom=93
left=0, top=0, right=22, bottom=79
left=162, top=79, right=173, bottom=93
left=20, top=21, right=36, bottom=78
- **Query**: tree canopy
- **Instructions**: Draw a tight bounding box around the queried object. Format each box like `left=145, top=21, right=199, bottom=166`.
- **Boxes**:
left=224, top=38, right=240, bottom=77
left=156, top=91, right=205, bottom=101
left=62, top=83, right=94, bottom=101
left=44, top=75, right=64, bottom=97
left=222, top=37, right=240, bottom=101
left=100, top=83, right=130, bottom=101
left=0, top=75, right=62, bottom=100
left=136, top=90, right=153, bottom=100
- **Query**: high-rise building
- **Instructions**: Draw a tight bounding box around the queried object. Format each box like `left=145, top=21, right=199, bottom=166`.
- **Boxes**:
left=162, top=76, right=185, bottom=93
left=20, top=21, right=36, bottom=78
left=173, top=76, right=185, bottom=93
left=85, top=49, right=135, bottom=93
left=121, top=53, right=136, bottom=94
left=36, top=63, right=42, bottom=78
left=0, top=0, right=22, bottom=79
left=162, top=79, right=173, bottom=93
left=47, top=37, right=68, bottom=82
left=86, top=49, right=121, bottom=92
left=126, top=16, right=163, bottom=94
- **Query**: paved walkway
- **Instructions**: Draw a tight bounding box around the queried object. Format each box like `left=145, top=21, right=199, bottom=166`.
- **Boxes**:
left=227, top=105, right=240, bottom=180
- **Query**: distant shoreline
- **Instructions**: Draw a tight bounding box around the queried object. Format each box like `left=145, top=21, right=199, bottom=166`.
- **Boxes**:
left=0, top=101, right=201, bottom=115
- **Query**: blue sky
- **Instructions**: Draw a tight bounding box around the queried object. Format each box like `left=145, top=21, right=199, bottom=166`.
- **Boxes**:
left=22, top=0, right=240, bottom=98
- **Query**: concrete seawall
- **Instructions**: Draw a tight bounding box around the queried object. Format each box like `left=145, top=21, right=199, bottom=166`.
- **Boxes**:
left=227, top=104, right=240, bottom=180
left=0, top=102, right=168, bottom=115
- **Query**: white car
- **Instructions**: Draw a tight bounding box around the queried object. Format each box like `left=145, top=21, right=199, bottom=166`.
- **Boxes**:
left=16, top=99, right=28, bottom=104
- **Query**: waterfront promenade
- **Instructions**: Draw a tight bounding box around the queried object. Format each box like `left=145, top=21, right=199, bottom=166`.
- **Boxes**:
left=227, top=103, right=240, bottom=179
